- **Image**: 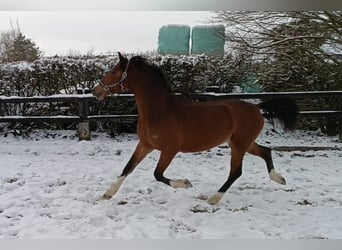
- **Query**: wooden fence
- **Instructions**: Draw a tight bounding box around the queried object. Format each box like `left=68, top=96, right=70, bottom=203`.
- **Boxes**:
left=1, top=91, right=342, bottom=140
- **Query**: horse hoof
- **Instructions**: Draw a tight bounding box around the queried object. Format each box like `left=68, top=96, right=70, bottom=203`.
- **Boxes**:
left=170, top=179, right=193, bottom=189
left=184, top=179, right=193, bottom=188
left=101, top=194, right=112, bottom=200
left=207, top=192, right=224, bottom=205
left=278, top=176, right=286, bottom=185
left=270, top=170, right=286, bottom=185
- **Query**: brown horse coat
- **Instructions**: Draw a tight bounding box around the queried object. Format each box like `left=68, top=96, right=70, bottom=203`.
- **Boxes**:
left=93, top=53, right=298, bottom=205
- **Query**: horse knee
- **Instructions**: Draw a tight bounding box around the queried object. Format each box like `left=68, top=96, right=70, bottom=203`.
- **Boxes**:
left=248, top=143, right=275, bottom=172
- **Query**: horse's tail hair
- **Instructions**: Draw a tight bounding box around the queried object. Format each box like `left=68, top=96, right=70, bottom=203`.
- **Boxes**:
left=258, top=97, right=299, bottom=131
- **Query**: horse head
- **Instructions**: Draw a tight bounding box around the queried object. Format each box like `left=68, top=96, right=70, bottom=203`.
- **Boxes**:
left=93, top=52, right=130, bottom=100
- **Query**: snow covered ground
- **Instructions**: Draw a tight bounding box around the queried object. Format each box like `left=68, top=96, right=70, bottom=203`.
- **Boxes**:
left=0, top=125, right=341, bottom=239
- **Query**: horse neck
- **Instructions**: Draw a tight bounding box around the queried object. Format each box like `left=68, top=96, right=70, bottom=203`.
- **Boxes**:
left=129, top=78, right=173, bottom=119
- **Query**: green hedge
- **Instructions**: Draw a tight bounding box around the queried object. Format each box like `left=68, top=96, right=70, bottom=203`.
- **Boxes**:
left=0, top=53, right=340, bottom=136
left=0, top=54, right=245, bottom=134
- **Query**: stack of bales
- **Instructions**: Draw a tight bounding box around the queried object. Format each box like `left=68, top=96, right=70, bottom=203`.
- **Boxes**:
left=157, top=24, right=225, bottom=56
left=157, top=25, right=191, bottom=55
left=191, top=25, right=225, bottom=56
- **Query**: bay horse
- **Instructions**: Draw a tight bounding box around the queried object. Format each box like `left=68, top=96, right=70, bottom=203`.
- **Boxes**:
left=93, top=52, right=298, bottom=205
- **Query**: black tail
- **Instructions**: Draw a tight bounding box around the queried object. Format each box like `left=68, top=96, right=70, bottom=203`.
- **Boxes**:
left=258, top=97, right=299, bottom=130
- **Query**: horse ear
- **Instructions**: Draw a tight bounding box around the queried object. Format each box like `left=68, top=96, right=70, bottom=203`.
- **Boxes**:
left=118, top=52, right=124, bottom=62
left=118, top=52, right=127, bottom=70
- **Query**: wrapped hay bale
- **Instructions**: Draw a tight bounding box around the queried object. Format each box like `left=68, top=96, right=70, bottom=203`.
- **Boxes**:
left=191, top=25, right=225, bottom=56
left=158, top=25, right=191, bottom=55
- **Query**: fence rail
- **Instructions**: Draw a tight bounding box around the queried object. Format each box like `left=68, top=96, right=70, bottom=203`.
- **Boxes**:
left=1, top=91, right=342, bottom=140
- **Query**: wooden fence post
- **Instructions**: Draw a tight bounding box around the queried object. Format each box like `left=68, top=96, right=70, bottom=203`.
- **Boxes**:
left=339, top=121, right=342, bottom=143
left=78, top=99, right=91, bottom=140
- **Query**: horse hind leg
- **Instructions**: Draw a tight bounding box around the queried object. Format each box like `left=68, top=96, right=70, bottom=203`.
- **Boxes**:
left=101, top=142, right=152, bottom=200
left=154, top=151, right=193, bottom=189
left=247, top=142, right=286, bottom=185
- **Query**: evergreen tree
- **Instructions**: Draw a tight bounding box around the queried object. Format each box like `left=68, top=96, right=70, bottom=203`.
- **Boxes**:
left=0, top=25, right=42, bottom=63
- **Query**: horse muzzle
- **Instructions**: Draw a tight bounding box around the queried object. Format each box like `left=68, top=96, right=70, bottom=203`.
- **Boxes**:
left=92, top=84, right=106, bottom=100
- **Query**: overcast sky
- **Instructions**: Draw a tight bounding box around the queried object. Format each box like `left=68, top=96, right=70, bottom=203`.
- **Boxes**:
left=1, top=0, right=339, bottom=56
left=0, top=11, right=214, bottom=56
left=0, top=0, right=247, bottom=11
left=1, top=0, right=334, bottom=11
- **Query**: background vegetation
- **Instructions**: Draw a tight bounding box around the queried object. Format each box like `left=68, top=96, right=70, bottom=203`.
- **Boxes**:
left=0, top=11, right=341, bottom=136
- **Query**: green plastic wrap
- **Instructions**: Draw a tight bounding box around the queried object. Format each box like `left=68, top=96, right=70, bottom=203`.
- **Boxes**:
left=191, top=25, right=225, bottom=56
left=157, top=25, right=191, bottom=55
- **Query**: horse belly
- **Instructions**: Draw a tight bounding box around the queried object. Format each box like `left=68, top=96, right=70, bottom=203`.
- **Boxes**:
left=180, top=115, right=232, bottom=153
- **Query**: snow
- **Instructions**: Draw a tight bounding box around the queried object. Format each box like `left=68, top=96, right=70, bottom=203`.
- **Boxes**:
left=0, top=125, right=341, bottom=239
left=0, top=61, right=35, bottom=72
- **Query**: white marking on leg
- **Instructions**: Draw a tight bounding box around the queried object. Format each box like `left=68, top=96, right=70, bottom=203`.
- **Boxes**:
left=169, top=179, right=193, bottom=189
left=269, top=169, right=286, bottom=185
left=207, top=192, right=224, bottom=205
left=102, top=176, right=126, bottom=200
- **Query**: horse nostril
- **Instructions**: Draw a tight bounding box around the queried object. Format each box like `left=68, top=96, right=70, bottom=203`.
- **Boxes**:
left=92, top=88, right=103, bottom=100
left=92, top=90, right=99, bottom=99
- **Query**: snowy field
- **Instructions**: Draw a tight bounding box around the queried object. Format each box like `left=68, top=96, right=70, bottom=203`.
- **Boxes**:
left=0, top=125, right=341, bottom=239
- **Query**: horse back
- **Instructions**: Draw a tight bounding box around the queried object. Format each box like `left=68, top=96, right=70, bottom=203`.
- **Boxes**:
left=177, top=99, right=263, bottom=152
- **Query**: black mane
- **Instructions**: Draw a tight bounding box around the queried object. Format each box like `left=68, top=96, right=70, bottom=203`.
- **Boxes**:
left=130, top=56, right=172, bottom=92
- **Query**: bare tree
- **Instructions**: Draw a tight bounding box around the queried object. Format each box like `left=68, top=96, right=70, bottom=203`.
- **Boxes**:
left=211, top=11, right=341, bottom=63
left=211, top=11, right=342, bottom=135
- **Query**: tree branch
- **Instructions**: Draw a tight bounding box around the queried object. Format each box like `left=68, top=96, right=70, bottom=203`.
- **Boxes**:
left=247, top=35, right=325, bottom=49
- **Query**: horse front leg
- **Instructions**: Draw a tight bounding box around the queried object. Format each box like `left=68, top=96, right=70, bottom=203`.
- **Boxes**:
left=101, top=141, right=152, bottom=200
left=154, top=151, right=193, bottom=189
left=207, top=144, right=245, bottom=205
